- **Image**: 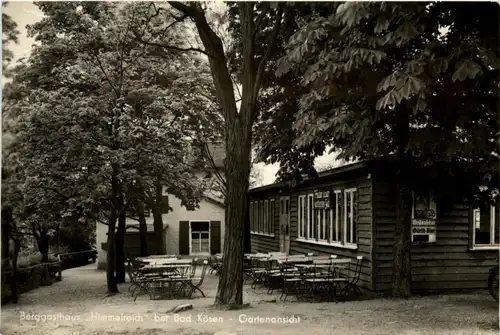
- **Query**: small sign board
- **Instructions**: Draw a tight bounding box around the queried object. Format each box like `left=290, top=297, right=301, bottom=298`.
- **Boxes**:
left=314, top=190, right=331, bottom=209
left=411, top=193, right=437, bottom=243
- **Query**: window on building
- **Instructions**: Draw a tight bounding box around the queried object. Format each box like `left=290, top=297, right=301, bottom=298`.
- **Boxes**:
left=317, top=208, right=328, bottom=241
left=332, top=190, right=341, bottom=242
left=191, top=221, right=210, bottom=254
left=269, top=199, right=275, bottom=235
left=298, top=195, right=306, bottom=239
left=259, top=200, right=264, bottom=233
left=297, top=188, right=358, bottom=248
left=250, top=202, right=254, bottom=232
left=250, top=199, right=275, bottom=236
left=472, top=197, right=499, bottom=248
left=344, top=189, right=357, bottom=245
left=307, top=194, right=314, bottom=239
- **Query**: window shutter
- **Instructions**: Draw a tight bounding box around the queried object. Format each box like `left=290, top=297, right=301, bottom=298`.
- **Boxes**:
left=210, top=221, right=221, bottom=254
left=179, top=221, right=190, bottom=255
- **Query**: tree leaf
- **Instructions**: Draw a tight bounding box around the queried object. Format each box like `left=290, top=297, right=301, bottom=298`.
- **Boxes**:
left=452, top=59, right=483, bottom=82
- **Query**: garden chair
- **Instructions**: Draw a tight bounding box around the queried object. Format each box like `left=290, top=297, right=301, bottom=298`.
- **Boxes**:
left=126, top=262, right=153, bottom=301
left=304, top=260, right=336, bottom=302
left=277, top=260, right=301, bottom=301
left=266, top=256, right=288, bottom=294
left=185, top=260, right=209, bottom=298
left=250, top=258, right=269, bottom=289
left=333, top=256, right=364, bottom=298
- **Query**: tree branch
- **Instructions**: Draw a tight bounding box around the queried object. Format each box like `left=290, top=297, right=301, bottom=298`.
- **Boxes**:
left=253, top=3, right=271, bottom=39
left=203, top=142, right=227, bottom=188
left=136, top=38, right=213, bottom=58
left=253, top=6, right=284, bottom=103
left=93, top=51, right=119, bottom=98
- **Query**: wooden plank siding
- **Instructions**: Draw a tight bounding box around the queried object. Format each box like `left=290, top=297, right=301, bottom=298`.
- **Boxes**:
left=249, top=167, right=375, bottom=291
left=288, top=178, right=374, bottom=291
left=250, top=194, right=280, bottom=253
left=372, top=179, right=499, bottom=293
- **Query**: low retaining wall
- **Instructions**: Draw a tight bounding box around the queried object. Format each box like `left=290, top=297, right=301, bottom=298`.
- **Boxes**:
left=1, top=261, right=62, bottom=305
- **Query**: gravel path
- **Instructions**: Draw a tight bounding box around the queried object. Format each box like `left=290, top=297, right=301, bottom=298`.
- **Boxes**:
left=1, top=264, right=498, bottom=335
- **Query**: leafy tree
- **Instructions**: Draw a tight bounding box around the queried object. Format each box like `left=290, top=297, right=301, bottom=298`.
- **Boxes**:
left=277, top=1, right=499, bottom=296
left=6, top=2, right=218, bottom=293
left=135, top=1, right=286, bottom=306
left=2, top=2, right=20, bottom=75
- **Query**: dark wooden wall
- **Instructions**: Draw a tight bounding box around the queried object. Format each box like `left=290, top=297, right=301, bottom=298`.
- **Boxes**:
left=249, top=169, right=375, bottom=291
left=372, top=179, right=499, bottom=292
left=287, top=177, right=373, bottom=290
left=249, top=195, right=280, bottom=253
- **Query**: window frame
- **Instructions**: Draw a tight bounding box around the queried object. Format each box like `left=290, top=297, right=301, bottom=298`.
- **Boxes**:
left=269, top=199, right=275, bottom=236
left=344, top=188, right=357, bottom=247
left=189, top=221, right=211, bottom=255
left=298, top=195, right=305, bottom=239
left=470, top=202, right=499, bottom=251
left=296, top=188, right=358, bottom=250
left=250, top=199, right=275, bottom=237
left=307, top=194, right=314, bottom=240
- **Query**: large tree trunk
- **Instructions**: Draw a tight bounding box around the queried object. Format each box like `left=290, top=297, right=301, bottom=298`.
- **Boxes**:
left=243, top=193, right=251, bottom=254
left=392, top=173, right=413, bottom=297
left=135, top=199, right=148, bottom=257
left=168, top=1, right=282, bottom=308
left=115, top=205, right=126, bottom=284
left=35, top=230, right=50, bottom=263
left=9, top=237, right=20, bottom=304
left=152, top=180, right=165, bottom=254
left=215, top=117, right=252, bottom=307
left=106, top=174, right=119, bottom=294
left=392, top=109, right=413, bottom=298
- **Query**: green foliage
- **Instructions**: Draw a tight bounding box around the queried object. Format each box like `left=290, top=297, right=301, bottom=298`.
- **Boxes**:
left=271, top=1, right=499, bottom=198
left=3, top=2, right=223, bottom=256
left=2, top=2, right=20, bottom=74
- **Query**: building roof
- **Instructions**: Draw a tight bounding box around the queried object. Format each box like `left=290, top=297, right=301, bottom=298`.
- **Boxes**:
left=249, top=160, right=369, bottom=194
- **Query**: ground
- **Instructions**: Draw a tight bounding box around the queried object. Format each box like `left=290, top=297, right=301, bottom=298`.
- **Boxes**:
left=1, top=264, right=498, bottom=335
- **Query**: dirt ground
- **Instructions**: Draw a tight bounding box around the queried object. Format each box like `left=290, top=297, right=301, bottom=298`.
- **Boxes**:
left=1, top=264, right=498, bottom=335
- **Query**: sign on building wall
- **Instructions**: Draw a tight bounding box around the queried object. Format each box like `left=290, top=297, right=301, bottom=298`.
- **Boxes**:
left=411, top=192, right=437, bottom=243
left=314, top=189, right=331, bottom=209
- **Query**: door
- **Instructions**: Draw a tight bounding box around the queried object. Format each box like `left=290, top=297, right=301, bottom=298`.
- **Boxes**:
left=279, top=196, right=290, bottom=254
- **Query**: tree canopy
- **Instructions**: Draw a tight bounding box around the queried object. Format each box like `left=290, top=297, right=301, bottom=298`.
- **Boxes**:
left=272, top=1, right=498, bottom=200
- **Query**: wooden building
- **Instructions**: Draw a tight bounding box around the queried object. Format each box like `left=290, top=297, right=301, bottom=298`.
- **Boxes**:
left=248, top=160, right=499, bottom=293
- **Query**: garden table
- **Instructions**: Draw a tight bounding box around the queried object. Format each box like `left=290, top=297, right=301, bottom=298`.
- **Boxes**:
left=144, top=264, right=194, bottom=299
left=141, top=258, right=193, bottom=265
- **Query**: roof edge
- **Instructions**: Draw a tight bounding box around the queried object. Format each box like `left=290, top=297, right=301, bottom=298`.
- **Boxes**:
left=249, top=160, right=369, bottom=194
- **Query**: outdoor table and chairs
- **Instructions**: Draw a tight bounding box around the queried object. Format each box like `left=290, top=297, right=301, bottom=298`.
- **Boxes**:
left=240, top=252, right=364, bottom=302
left=126, top=256, right=208, bottom=301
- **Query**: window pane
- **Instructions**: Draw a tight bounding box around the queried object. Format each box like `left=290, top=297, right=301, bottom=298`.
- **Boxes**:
left=192, top=222, right=209, bottom=231
left=475, top=204, right=492, bottom=245
left=299, top=197, right=303, bottom=238
left=352, top=191, right=357, bottom=244
left=264, top=201, right=268, bottom=234
left=286, top=199, right=289, bottom=214
left=270, top=201, right=274, bottom=235
left=308, top=196, right=313, bottom=239
left=319, top=210, right=324, bottom=240
left=337, top=193, right=342, bottom=242
left=346, top=192, right=351, bottom=243
left=192, top=232, right=200, bottom=253
left=495, top=202, right=499, bottom=244
left=250, top=203, right=253, bottom=231
left=325, top=209, right=330, bottom=242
